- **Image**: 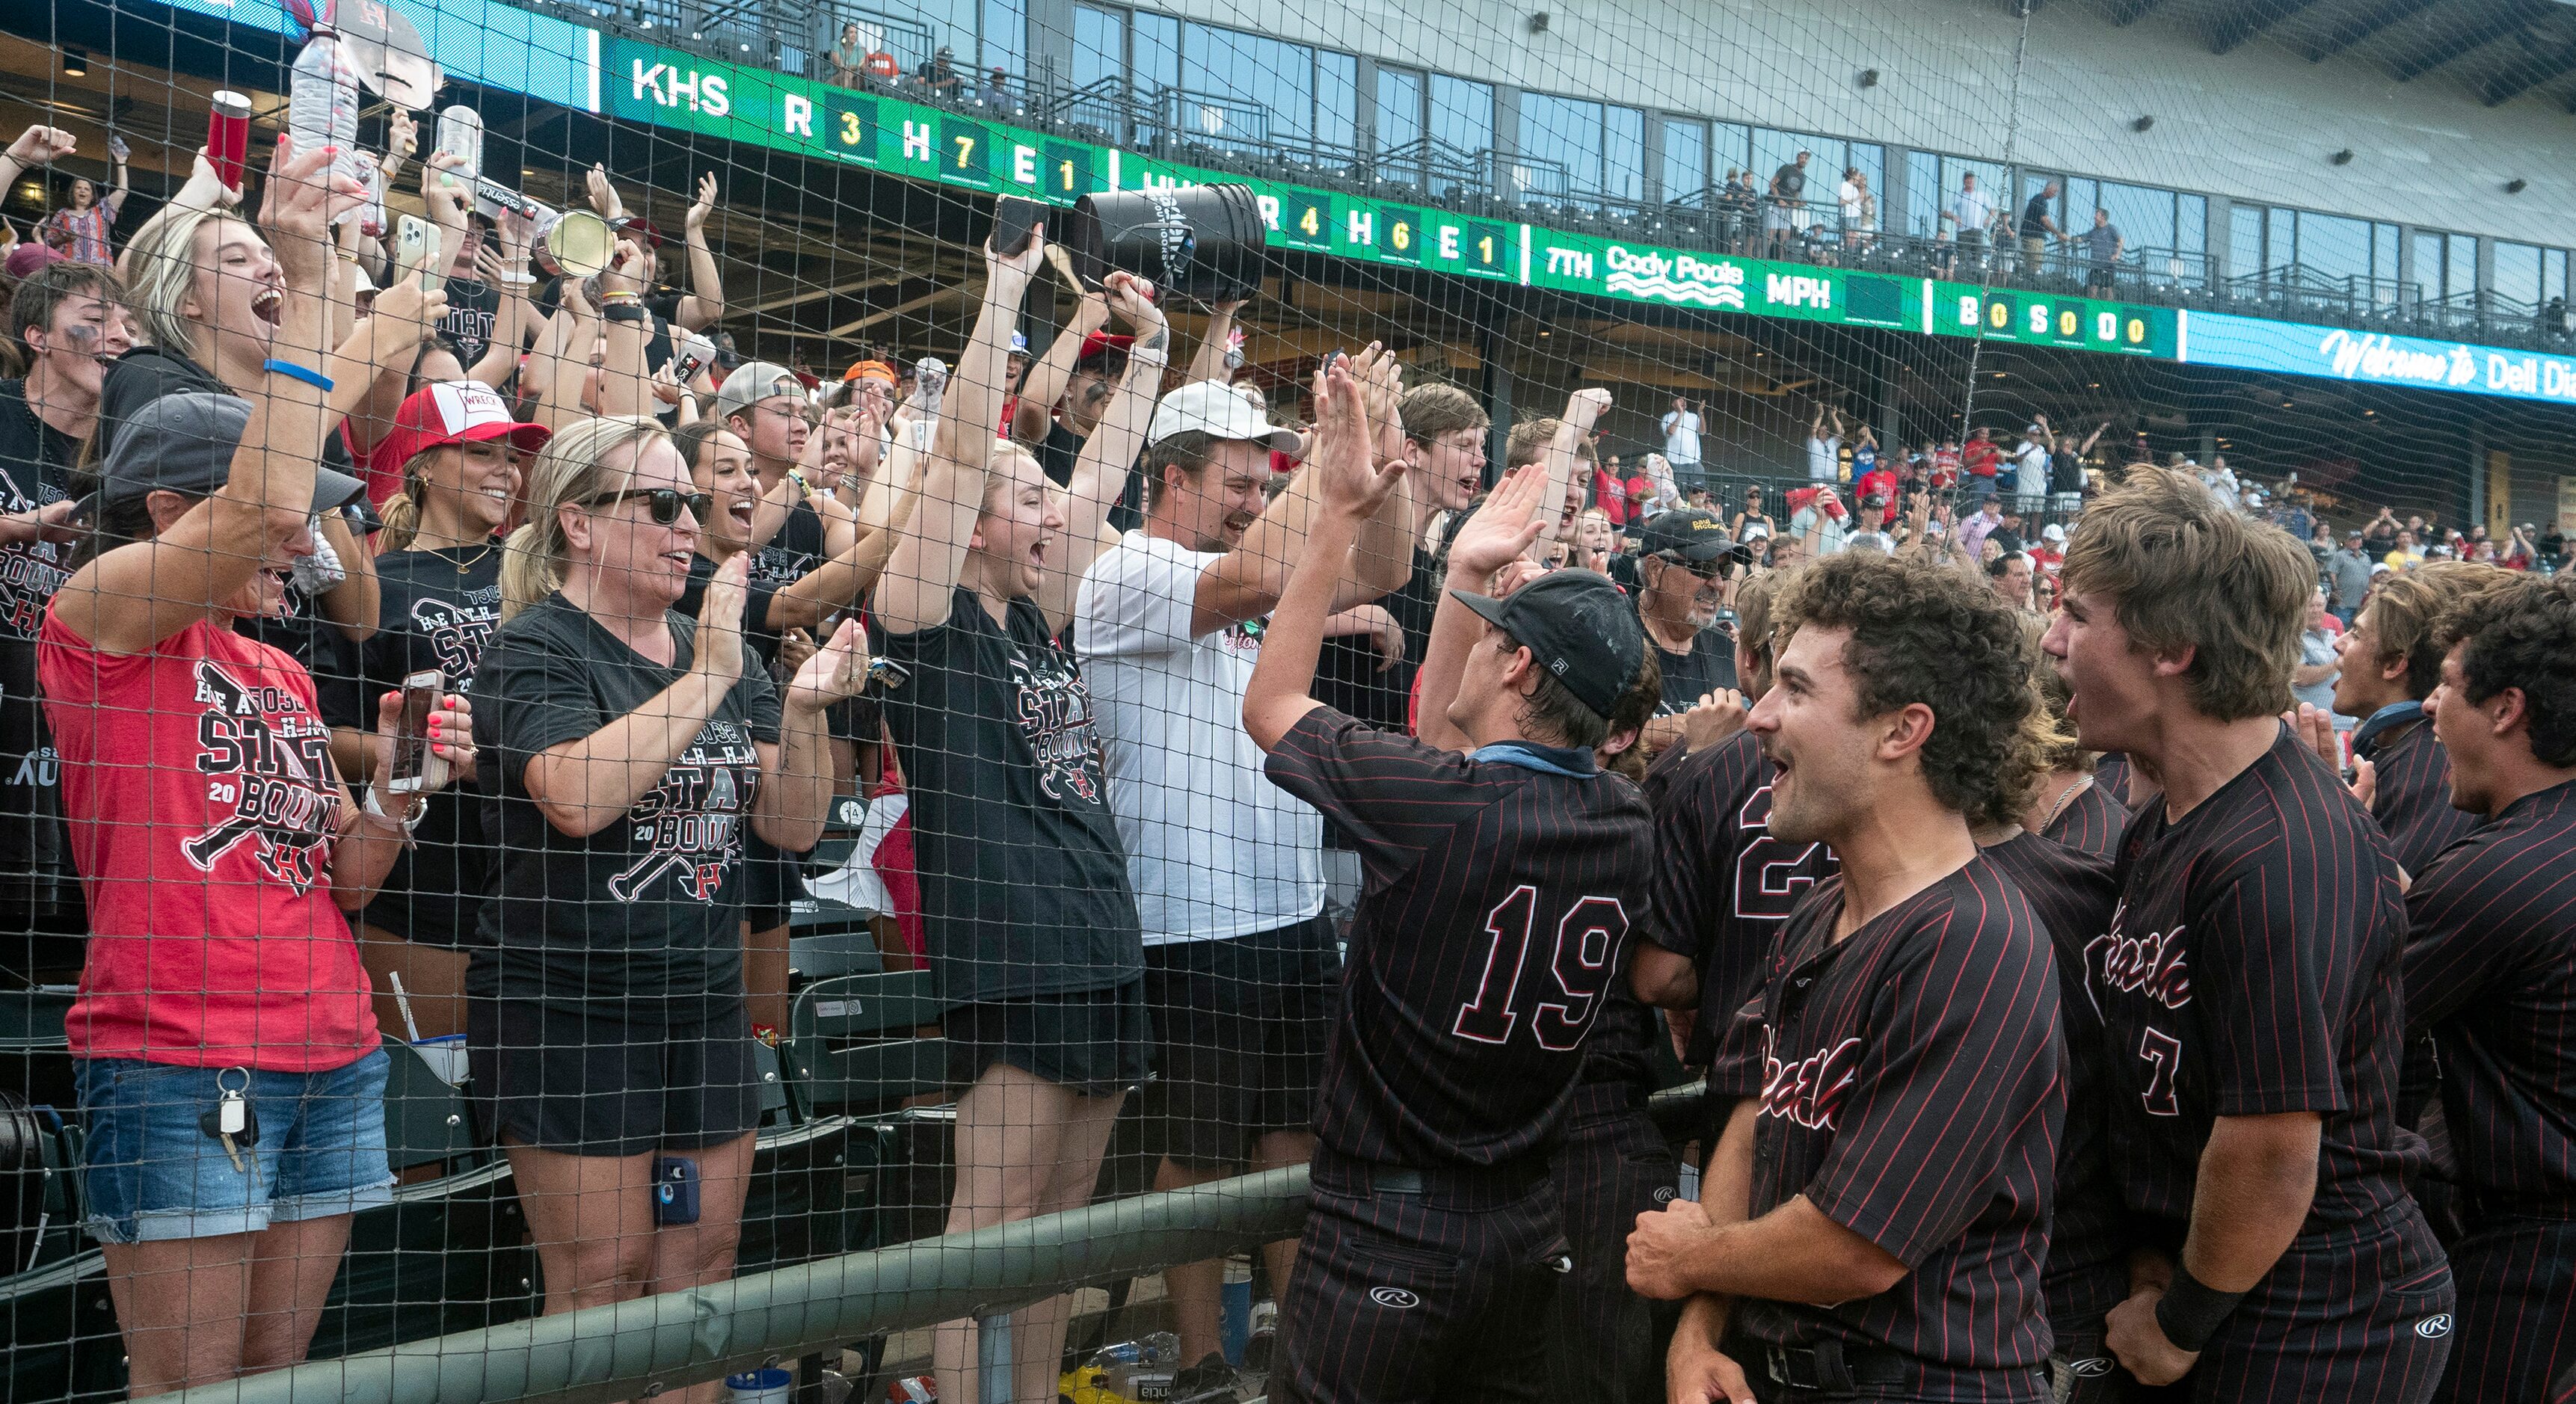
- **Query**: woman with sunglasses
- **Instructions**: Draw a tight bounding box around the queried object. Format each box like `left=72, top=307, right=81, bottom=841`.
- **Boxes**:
left=1727, top=484, right=1775, bottom=542
left=470, top=415, right=866, bottom=1364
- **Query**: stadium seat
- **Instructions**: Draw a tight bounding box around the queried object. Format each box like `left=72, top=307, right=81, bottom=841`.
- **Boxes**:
left=784, top=970, right=948, bottom=1121
left=380, top=1042, right=484, bottom=1176
left=790, top=930, right=884, bottom=984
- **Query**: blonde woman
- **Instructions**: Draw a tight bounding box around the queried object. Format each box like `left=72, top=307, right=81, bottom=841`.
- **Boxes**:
left=467, top=414, right=866, bottom=1388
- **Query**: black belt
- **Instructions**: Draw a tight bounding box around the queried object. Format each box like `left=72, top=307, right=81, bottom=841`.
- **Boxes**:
left=1311, top=1148, right=1548, bottom=1207
left=1762, top=1340, right=1912, bottom=1394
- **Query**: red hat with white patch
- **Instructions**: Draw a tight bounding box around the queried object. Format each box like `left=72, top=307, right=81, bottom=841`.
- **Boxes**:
left=368, top=381, right=553, bottom=490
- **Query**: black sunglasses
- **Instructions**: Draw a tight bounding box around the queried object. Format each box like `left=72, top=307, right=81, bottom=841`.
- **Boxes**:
left=588, top=487, right=713, bottom=526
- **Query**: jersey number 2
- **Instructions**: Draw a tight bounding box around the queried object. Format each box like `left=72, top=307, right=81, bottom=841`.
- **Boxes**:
left=1454, top=886, right=1631, bottom=1050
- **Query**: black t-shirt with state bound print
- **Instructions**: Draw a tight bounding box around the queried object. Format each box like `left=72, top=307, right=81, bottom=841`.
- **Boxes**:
left=0, top=381, right=84, bottom=929
left=1709, top=860, right=2062, bottom=1382
left=1264, top=709, right=1655, bottom=1171
left=873, top=585, right=1142, bottom=1005
left=470, top=592, right=781, bottom=1023
left=325, top=546, right=504, bottom=949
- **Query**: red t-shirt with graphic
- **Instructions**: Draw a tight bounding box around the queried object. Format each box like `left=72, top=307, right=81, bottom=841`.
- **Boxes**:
left=37, top=608, right=375, bottom=1071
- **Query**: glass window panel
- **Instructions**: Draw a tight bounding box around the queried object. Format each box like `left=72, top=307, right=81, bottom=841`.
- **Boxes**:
left=2097, top=184, right=2170, bottom=253
left=1907, top=150, right=1941, bottom=237
left=2266, top=208, right=2295, bottom=274
left=1072, top=4, right=1121, bottom=90
left=1519, top=93, right=1602, bottom=200
left=2493, top=241, right=2542, bottom=311
left=2177, top=194, right=2207, bottom=255
left=2298, top=212, right=2371, bottom=286
left=2449, top=235, right=2477, bottom=301
left=1605, top=105, right=1644, bottom=203
left=980, top=0, right=1023, bottom=75
left=1315, top=51, right=1356, bottom=151
left=1429, top=74, right=1493, bottom=156
left=1133, top=10, right=1178, bottom=92
left=1712, top=123, right=1751, bottom=180
left=2373, top=224, right=2401, bottom=283
left=2410, top=230, right=2447, bottom=302
left=1750, top=128, right=1807, bottom=198
left=1181, top=25, right=1313, bottom=144
left=1662, top=118, right=1707, bottom=201
left=1376, top=67, right=1422, bottom=153
left=2545, top=249, right=2569, bottom=307
left=908, top=0, right=978, bottom=61
left=2231, top=204, right=2266, bottom=283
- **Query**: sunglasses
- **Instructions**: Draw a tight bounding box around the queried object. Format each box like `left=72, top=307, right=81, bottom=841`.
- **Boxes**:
left=588, top=487, right=713, bottom=526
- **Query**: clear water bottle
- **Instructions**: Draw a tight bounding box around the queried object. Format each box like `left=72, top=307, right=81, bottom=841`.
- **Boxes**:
left=286, top=22, right=363, bottom=223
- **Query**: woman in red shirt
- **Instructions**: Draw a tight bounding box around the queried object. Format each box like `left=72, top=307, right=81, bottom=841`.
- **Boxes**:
left=39, top=140, right=471, bottom=1395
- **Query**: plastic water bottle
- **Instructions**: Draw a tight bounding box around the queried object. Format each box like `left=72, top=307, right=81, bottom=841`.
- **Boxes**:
left=286, top=16, right=363, bottom=223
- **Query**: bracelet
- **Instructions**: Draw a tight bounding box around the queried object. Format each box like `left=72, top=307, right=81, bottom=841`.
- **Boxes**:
left=497, top=269, right=537, bottom=286
left=2153, top=1263, right=2245, bottom=1353
left=263, top=360, right=334, bottom=392
left=786, top=468, right=811, bottom=498
left=602, top=304, right=648, bottom=324
left=360, top=785, right=426, bottom=836
left=600, top=290, right=642, bottom=304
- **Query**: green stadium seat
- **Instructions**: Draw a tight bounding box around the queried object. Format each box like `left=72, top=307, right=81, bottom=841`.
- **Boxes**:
left=380, top=1043, right=484, bottom=1176
left=790, top=931, right=883, bottom=984
left=784, top=970, right=948, bottom=1121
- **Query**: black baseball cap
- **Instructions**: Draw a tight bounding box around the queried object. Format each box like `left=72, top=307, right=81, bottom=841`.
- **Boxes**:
left=102, top=392, right=366, bottom=514
left=1632, top=508, right=1739, bottom=564
left=1448, top=569, right=1646, bottom=720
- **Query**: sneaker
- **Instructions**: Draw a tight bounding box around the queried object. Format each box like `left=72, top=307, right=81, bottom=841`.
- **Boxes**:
left=1169, top=1352, right=1242, bottom=1404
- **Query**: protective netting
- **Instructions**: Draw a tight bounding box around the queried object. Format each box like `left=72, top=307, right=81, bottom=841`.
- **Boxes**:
left=0, top=0, right=2572, bottom=1398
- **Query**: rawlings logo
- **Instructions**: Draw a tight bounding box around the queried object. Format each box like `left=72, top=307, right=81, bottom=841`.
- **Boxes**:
left=2085, top=916, right=2192, bottom=1010
left=1759, top=1031, right=1864, bottom=1132
left=2414, top=1315, right=2451, bottom=1339
left=1368, top=1287, right=1419, bottom=1309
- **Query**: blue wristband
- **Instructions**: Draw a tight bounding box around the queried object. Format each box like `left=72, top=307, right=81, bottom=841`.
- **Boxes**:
left=262, top=359, right=335, bottom=392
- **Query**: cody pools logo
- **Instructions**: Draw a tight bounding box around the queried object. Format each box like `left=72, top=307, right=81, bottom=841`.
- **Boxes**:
left=1601, top=246, right=1748, bottom=310
left=1368, top=1287, right=1421, bottom=1309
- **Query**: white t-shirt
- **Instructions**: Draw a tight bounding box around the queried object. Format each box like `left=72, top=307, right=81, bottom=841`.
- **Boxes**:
left=1662, top=409, right=1703, bottom=464
left=2013, top=441, right=2050, bottom=495
left=1074, top=531, right=1324, bottom=943
left=1952, top=186, right=1995, bottom=234
left=1805, top=433, right=1841, bottom=481
left=1838, top=179, right=1863, bottom=219
left=1789, top=504, right=1850, bottom=554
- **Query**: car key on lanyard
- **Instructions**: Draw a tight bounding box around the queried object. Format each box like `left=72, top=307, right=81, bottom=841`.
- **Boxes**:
left=199, top=1068, right=258, bottom=1175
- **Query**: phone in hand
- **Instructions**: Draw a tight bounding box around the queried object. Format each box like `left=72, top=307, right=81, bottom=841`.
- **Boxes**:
left=384, top=669, right=448, bottom=794
left=1321, top=348, right=1350, bottom=375
left=393, top=215, right=444, bottom=293
left=989, top=196, right=1045, bottom=257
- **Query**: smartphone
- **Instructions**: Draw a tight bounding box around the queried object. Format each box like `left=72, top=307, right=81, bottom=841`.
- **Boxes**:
left=867, top=656, right=910, bottom=692
left=989, top=196, right=1046, bottom=257
left=651, top=1156, right=701, bottom=1225
left=393, top=215, right=443, bottom=292
left=207, top=91, right=253, bottom=193
left=1321, top=348, right=1349, bottom=376
left=384, top=668, right=448, bottom=794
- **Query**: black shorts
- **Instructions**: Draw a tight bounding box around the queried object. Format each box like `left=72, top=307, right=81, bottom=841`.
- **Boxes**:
left=467, top=997, right=760, bottom=1159
left=944, top=979, right=1153, bottom=1099
left=1142, top=914, right=1340, bottom=1169
left=1544, top=1080, right=1682, bottom=1403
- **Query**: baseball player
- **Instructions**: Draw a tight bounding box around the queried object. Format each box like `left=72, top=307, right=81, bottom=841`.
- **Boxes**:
left=2331, top=561, right=2510, bottom=876
left=2045, top=468, right=2451, bottom=1403
left=1241, top=378, right=1659, bottom=1402
left=1628, top=568, right=1840, bottom=1079
left=2400, top=574, right=2576, bottom=1404
left=1628, top=550, right=2065, bottom=1404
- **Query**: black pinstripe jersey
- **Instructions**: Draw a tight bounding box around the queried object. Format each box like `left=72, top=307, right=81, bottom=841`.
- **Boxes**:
left=1642, top=730, right=1839, bottom=1063
left=1711, top=858, right=2063, bottom=1373
left=1265, top=706, right=1655, bottom=1171
left=2044, top=778, right=2131, bottom=860
left=1982, top=832, right=2129, bottom=1330
left=2369, top=721, right=2481, bottom=878
left=2404, top=778, right=2576, bottom=1205
left=2095, top=727, right=2423, bottom=1233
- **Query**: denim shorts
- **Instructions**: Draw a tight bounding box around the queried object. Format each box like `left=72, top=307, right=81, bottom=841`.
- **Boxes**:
left=75, top=1050, right=396, bottom=1244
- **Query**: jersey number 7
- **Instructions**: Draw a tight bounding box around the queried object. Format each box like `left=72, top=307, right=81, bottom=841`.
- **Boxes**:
left=1454, top=885, right=1631, bottom=1051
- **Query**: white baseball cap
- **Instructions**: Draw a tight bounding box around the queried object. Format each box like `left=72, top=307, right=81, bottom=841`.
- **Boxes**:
left=1147, top=379, right=1299, bottom=452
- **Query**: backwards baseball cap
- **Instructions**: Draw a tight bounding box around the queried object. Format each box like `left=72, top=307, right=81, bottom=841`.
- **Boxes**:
left=4, top=244, right=63, bottom=281
left=1448, top=570, right=1647, bottom=721
left=1147, top=380, right=1300, bottom=452
left=1632, top=508, right=1740, bottom=565
left=370, top=381, right=553, bottom=482
left=103, top=392, right=367, bottom=515
left=716, top=361, right=808, bottom=425
left=842, top=359, right=897, bottom=386
left=611, top=215, right=665, bottom=250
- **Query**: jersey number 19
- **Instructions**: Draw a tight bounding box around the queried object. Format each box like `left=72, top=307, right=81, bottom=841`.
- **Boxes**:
left=1454, top=885, right=1630, bottom=1051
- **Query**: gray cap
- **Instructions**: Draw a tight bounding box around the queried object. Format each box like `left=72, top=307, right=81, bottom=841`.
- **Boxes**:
left=102, top=392, right=366, bottom=515
left=714, top=361, right=807, bottom=427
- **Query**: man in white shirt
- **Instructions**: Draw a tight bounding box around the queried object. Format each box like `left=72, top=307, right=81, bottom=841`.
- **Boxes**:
left=1946, top=172, right=1995, bottom=263
left=1805, top=403, right=1844, bottom=482
left=1075, top=377, right=1413, bottom=1393
left=2012, top=420, right=2051, bottom=514
left=1662, top=395, right=1703, bottom=493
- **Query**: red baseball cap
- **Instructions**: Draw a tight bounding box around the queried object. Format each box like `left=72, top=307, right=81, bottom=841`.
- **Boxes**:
left=1076, top=330, right=1134, bottom=366
left=613, top=215, right=666, bottom=250
left=368, top=381, right=553, bottom=496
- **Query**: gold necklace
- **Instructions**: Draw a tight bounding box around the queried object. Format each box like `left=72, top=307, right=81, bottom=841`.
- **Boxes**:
left=443, top=541, right=497, bottom=575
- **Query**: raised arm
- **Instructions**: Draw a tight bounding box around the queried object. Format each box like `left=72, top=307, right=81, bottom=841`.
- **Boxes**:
left=1241, top=361, right=1407, bottom=752
left=876, top=237, right=1040, bottom=635
left=1012, top=271, right=1108, bottom=443
left=674, top=172, right=726, bottom=332
left=1415, top=464, right=1548, bottom=752
left=58, top=139, right=360, bottom=655
left=1039, top=271, right=1168, bottom=638
left=1184, top=298, right=1246, bottom=384
left=591, top=238, right=655, bottom=421
left=1532, top=388, right=1611, bottom=561
left=0, top=127, right=70, bottom=209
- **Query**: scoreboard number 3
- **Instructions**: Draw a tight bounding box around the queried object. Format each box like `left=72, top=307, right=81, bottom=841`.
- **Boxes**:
left=1454, top=886, right=1630, bottom=1051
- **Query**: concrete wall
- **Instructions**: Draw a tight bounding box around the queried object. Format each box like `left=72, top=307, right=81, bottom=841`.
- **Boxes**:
left=1107, top=0, right=2576, bottom=247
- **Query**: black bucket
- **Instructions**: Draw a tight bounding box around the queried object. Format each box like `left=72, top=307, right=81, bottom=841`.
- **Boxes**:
left=1063, top=182, right=1266, bottom=302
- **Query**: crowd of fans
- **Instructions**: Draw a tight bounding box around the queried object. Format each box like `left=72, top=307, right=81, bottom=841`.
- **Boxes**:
left=0, top=108, right=2568, bottom=1404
